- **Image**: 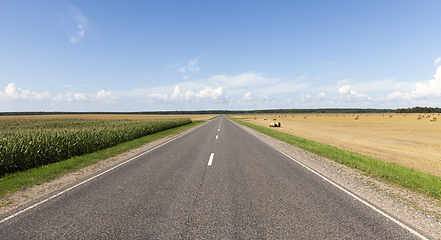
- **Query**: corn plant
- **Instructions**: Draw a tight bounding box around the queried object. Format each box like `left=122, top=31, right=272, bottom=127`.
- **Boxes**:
left=0, top=118, right=191, bottom=177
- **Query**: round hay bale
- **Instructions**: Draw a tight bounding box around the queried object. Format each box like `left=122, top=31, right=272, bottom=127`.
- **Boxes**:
left=269, top=122, right=276, bottom=127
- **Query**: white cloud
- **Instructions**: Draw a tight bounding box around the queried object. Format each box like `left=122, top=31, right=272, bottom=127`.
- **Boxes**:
left=115, top=71, right=307, bottom=108
left=97, top=90, right=111, bottom=99
left=51, top=90, right=117, bottom=103
left=241, top=92, right=253, bottom=101
left=210, top=72, right=277, bottom=89
left=258, top=95, right=274, bottom=102
left=69, top=6, right=88, bottom=43
left=97, top=90, right=117, bottom=104
left=435, top=57, right=441, bottom=66
left=120, top=72, right=307, bottom=103
left=148, top=86, right=227, bottom=104
left=300, top=94, right=312, bottom=101
left=300, top=93, right=326, bottom=102
left=255, top=95, right=292, bottom=107
left=339, top=85, right=371, bottom=101
left=195, top=87, right=225, bottom=101
left=387, top=66, right=441, bottom=101
left=0, top=83, right=50, bottom=101
left=53, top=93, right=73, bottom=102
left=53, top=92, right=87, bottom=102
left=0, top=83, right=113, bottom=104
left=339, top=85, right=351, bottom=95
left=317, top=92, right=326, bottom=100
left=74, top=93, right=87, bottom=101
left=263, top=81, right=308, bottom=95
left=179, top=59, right=201, bottom=73
left=170, top=86, right=182, bottom=100
left=387, top=91, right=409, bottom=101
left=351, top=79, right=414, bottom=93
left=208, top=72, right=308, bottom=95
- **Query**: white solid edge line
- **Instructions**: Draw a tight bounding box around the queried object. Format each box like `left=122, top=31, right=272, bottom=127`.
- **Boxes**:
left=208, top=153, right=214, bottom=166
left=227, top=118, right=428, bottom=240
left=0, top=122, right=206, bottom=224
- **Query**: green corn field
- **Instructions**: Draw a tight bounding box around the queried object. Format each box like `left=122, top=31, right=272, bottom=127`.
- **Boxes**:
left=0, top=118, right=192, bottom=177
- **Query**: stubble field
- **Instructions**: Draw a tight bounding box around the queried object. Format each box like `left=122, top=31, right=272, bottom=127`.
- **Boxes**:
left=237, top=113, right=441, bottom=177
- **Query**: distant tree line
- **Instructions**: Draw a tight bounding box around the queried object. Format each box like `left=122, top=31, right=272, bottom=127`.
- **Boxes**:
left=234, top=108, right=395, bottom=114
left=395, top=106, right=441, bottom=113
left=0, top=108, right=397, bottom=116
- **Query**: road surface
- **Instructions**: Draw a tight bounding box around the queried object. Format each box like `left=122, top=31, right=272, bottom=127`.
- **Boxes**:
left=0, top=115, right=426, bottom=239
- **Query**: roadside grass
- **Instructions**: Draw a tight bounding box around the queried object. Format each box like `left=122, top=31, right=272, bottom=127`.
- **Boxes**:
left=0, top=120, right=204, bottom=199
left=208, top=115, right=220, bottom=120
left=229, top=116, right=441, bottom=201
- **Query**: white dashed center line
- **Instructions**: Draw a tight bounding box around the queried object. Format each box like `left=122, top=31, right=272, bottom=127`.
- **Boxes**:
left=216, top=135, right=218, bottom=139
left=207, top=153, right=214, bottom=166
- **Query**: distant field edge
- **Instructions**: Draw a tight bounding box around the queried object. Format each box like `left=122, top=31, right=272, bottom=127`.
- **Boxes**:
left=0, top=120, right=205, bottom=200
left=228, top=116, right=441, bottom=201
left=208, top=114, right=220, bottom=120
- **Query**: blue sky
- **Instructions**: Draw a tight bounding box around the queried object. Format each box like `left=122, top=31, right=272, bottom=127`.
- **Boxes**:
left=1, top=1, right=440, bottom=112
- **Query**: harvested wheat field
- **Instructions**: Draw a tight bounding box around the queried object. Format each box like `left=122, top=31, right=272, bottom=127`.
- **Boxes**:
left=237, top=113, right=441, bottom=177
left=0, top=114, right=216, bottom=121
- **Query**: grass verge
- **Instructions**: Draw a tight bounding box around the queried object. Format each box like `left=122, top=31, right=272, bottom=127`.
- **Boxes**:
left=0, top=120, right=204, bottom=199
left=229, top=116, right=441, bottom=201
left=208, top=115, right=220, bottom=120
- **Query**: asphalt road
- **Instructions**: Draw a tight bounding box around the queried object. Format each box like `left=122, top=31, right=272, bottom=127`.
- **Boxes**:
left=0, top=115, right=426, bottom=239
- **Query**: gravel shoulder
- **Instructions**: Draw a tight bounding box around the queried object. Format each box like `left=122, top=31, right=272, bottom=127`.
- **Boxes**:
left=1, top=119, right=440, bottom=239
